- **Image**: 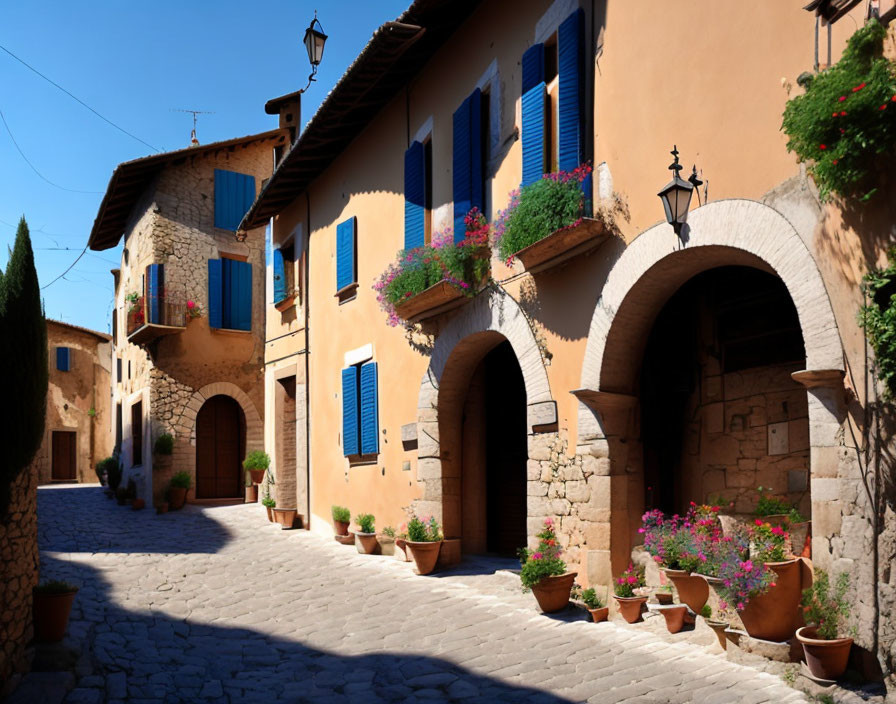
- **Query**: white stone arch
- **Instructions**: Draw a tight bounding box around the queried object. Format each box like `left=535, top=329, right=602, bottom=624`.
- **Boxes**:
left=414, top=287, right=556, bottom=544
left=575, top=198, right=846, bottom=581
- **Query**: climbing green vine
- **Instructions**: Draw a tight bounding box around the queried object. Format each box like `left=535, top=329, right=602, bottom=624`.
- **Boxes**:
left=859, top=249, right=896, bottom=399
left=782, top=20, right=896, bottom=201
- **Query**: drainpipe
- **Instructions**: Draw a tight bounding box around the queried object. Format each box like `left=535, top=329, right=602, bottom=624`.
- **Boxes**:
left=304, top=191, right=312, bottom=527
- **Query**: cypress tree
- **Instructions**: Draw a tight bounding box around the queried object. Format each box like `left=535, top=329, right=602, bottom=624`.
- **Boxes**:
left=0, top=217, right=47, bottom=516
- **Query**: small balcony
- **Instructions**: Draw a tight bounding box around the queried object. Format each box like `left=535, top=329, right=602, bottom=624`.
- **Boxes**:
left=126, top=293, right=187, bottom=346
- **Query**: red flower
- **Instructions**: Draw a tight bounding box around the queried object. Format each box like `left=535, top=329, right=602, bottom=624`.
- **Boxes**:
left=891, top=95, right=896, bottom=102
left=852, top=82, right=866, bottom=92
left=881, top=104, right=888, bottom=111
left=819, top=144, right=827, bottom=150
left=832, top=159, right=839, bottom=165
left=755, top=519, right=763, bottom=526
left=840, top=111, right=847, bottom=116
left=838, top=96, right=847, bottom=102
left=832, top=112, right=839, bottom=117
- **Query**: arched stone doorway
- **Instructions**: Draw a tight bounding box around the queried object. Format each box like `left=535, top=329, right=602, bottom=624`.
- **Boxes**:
left=415, top=289, right=558, bottom=560
left=576, top=200, right=845, bottom=586
left=196, top=395, right=246, bottom=499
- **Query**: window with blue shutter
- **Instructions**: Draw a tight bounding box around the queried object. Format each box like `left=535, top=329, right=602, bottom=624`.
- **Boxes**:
left=214, top=169, right=257, bottom=231
left=558, top=8, right=585, bottom=173
left=522, top=43, right=545, bottom=93
left=273, top=247, right=286, bottom=304
left=404, top=141, right=425, bottom=249
left=146, top=264, right=163, bottom=324
left=208, top=258, right=251, bottom=331
left=56, top=347, right=70, bottom=372
left=342, top=367, right=359, bottom=456
left=359, top=362, right=379, bottom=455
left=453, top=89, right=485, bottom=240
left=521, top=82, right=547, bottom=187
left=336, top=217, right=356, bottom=293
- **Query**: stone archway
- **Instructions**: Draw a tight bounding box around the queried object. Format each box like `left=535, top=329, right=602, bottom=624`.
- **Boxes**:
left=414, top=288, right=560, bottom=562
left=181, top=381, right=263, bottom=494
left=575, top=199, right=846, bottom=584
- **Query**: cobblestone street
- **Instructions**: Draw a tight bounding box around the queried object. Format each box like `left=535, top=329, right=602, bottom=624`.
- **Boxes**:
left=21, top=485, right=810, bottom=703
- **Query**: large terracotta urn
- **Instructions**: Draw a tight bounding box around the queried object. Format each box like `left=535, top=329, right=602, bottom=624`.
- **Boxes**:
left=406, top=540, right=442, bottom=575
left=530, top=572, right=577, bottom=613
left=737, top=558, right=802, bottom=642
left=662, top=568, right=709, bottom=614
left=796, top=626, right=853, bottom=680
left=613, top=595, right=648, bottom=623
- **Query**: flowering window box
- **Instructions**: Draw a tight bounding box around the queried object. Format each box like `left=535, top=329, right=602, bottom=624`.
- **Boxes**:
left=514, top=217, right=608, bottom=273
left=393, top=280, right=470, bottom=323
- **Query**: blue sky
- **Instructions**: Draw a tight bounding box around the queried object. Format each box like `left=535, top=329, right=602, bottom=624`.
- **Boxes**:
left=0, top=1, right=408, bottom=333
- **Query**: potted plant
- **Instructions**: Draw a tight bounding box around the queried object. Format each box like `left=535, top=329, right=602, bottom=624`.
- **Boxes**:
left=796, top=571, right=853, bottom=680
left=332, top=505, right=351, bottom=536
left=243, top=451, right=270, bottom=485
left=33, top=580, right=79, bottom=642
left=519, top=519, right=577, bottom=613
left=354, top=513, right=379, bottom=554
left=154, top=432, right=174, bottom=456
left=405, top=515, right=443, bottom=575
left=579, top=586, right=609, bottom=623
left=657, top=602, right=694, bottom=634
left=378, top=526, right=396, bottom=556
left=613, top=563, right=648, bottom=623
left=703, top=604, right=729, bottom=651
left=272, top=506, right=298, bottom=530
left=132, top=498, right=145, bottom=511
left=244, top=475, right=257, bottom=503
left=261, top=493, right=275, bottom=522
left=168, top=471, right=191, bottom=510
left=655, top=584, right=674, bottom=605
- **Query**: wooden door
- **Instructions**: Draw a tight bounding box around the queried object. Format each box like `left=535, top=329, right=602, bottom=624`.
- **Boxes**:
left=195, top=395, right=244, bottom=498
left=51, top=431, right=77, bottom=481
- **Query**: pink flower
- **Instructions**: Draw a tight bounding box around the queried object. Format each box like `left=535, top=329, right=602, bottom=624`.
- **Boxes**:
left=737, top=602, right=745, bottom=610
left=187, top=300, right=195, bottom=309
left=838, top=96, right=847, bottom=102
left=627, top=576, right=637, bottom=584
left=533, top=552, right=543, bottom=560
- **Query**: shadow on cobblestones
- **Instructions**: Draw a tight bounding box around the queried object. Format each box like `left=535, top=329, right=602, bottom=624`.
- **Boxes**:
left=37, top=551, right=577, bottom=703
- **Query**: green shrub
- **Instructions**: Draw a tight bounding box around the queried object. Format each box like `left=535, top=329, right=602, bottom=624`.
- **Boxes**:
left=381, top=525, right=396, bottom=538
left=355, top=513, right=375, bottom=534
left=331, top=505, right=350, bottom=523
left=34, top=580, right=78, bottom=594
left=154, top=433, right=174, bottom=455
left=95, top=456, right=119, bottom=486
left=754, top=486, right=793, bottom=516
left=700, top=604, right=713, bottom=619
left=262, top=495, right=276, bottom=508
left=519, top=519, right=566, bottom=590
left=494, top=165, right=591, bottom=262
left=105, top=456, right=123, bottom=490
left=406, top=515, right=442, bottom=543
left=243, top=451, right=270, bottom=471
left=170, top=471, right=191, bottom=489
left=581, top=587, right=604, bottom=610
left=860, top=249, right=896, bottom=398
left=782, top=20, right=896, bottom=201
left=801, top=570, right=850, bottom=640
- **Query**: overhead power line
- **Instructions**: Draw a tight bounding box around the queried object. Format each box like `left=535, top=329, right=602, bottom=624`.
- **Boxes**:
left=0, top=106, right=103, bottom=194
left=0, top=42, right=159, bottom=153
left=41, top=245, right=87, bottom=290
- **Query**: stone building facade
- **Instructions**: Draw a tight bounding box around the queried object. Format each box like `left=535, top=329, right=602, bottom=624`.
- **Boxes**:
left=243, top=0, right=895, bottom=688
left=88, top=130, right=287, bottom=505
left=30, top=320, right=113, bottom=485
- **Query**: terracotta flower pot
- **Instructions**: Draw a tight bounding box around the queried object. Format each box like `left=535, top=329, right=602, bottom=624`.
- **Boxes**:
left=662, top=568, right=708, bottom=614
left=655, top=591, right=674, bottom=605
left=131, top=498, right=145, bottom=511
left=658, top=604, right=694, bottom=634
left=334, top=520, right=350, bottom=536
left=796, top=626, right=853, bottom=680
left=168, top=486, right=188, bottom=511
left=706, top=619, right=729, bottom=650
left=245, top=485, right=258, bottom=503
left=737, top=558, right=802, bottom=642
left=156, top=502, right=168, bottom=515
left=272, top=508, right=297, bottom=530
left=377, top=536, right=396, bottom=556
left=265, top=506, right=273, bottom=522
left=395, top=538, right=410, bottom=561
left=335, top=533, right=355, bottom=545
left=614, top=595, right=648, bottom=623
left=406, top=540, right=442, bottom=575
left=587, top=606, right=609, bottom=623
left=530, top=572, right=577, bottom=613
left=355, top=532, right=380, bottom=554
left=789, top=521, right=812, bottom=558
left=248, top=468, right=266, bottom=484
left=33, top=588, right=78, bottom=643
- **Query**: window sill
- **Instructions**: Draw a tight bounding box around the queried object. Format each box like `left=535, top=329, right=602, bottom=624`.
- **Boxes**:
left=346, top=453, right=378, bottom=467
left=211, top=327, right=252, bottom=335
left=274, top=295, right=297, bottom=312
left=335, top=282, right=359, bottom=305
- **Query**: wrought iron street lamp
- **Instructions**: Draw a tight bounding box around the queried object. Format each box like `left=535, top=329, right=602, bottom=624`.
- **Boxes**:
left=302, top=13, right=328, bottom=90
left=657, top=145, right=695, bottom=236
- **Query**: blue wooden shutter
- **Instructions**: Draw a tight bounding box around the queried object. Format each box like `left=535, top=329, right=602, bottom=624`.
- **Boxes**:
left=56, top=347, right=70, bottom=371
left=214, top=169, right=257, bottom=231
left=146, top=264, right=162, bottom=324
left=558, top=8, right=585, bottom=172
left=232, top=260, right=252, bottom=331
left=273, top=247, right=286, bottom=304
left=208, top=259, right=222, bottom=329
left=404, top=141, right=425, bottom=249
left=453, top=89, right=485, bottom=241
left=521, top=43, right=545, bottom=93
left=521, top=82, right=546, bottom=187
left=359, top=362, right=379, bottom=455
left=336, top=217, right=356, bottom=292
left=342, top=367, right=359, bottom=456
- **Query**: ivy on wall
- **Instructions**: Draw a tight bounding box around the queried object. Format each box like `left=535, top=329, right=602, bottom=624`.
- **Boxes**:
left=859, top=249, right=896, bottom=398
left=782, top=20, right=896, bottom=201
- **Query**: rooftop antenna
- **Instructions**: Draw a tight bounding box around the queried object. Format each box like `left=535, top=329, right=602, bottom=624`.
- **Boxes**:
left=172, top=109, right=215, bottom=146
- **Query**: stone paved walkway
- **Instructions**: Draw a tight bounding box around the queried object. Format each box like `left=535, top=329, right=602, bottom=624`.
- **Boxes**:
left=23, top=484, right=810, bottom=703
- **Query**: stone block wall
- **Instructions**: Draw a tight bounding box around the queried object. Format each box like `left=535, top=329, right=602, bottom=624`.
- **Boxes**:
left=0, top=463, right=38, bottom=693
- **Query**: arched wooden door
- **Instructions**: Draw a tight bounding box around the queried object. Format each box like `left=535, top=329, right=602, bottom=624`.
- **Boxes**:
left=196, top=395, right=245, bottom=499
